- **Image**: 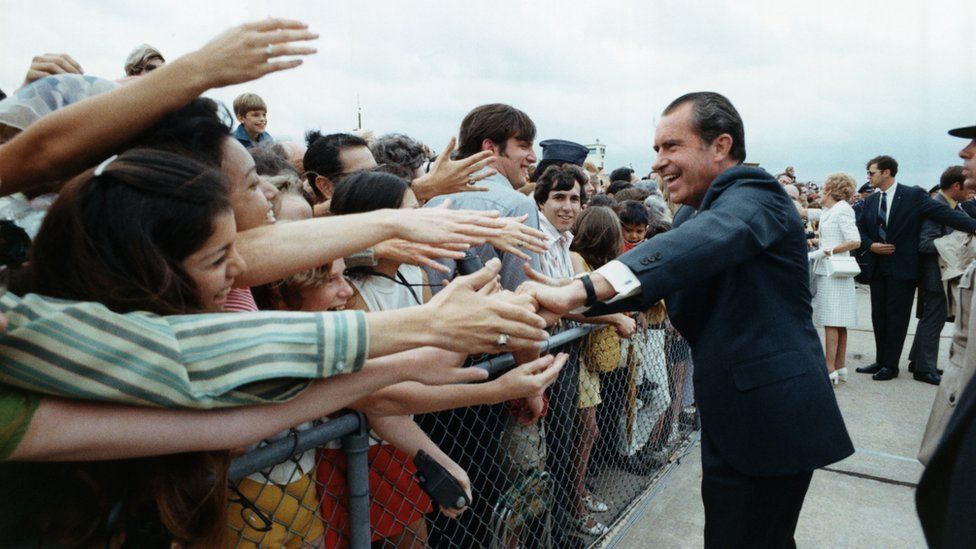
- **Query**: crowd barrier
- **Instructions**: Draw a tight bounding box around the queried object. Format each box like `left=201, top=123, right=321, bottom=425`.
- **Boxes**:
left=228, top=317, right=698, bottom=548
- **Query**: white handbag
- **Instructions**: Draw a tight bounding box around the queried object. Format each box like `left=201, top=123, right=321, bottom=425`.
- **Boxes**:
left=822, top=255, right=861, bottom=278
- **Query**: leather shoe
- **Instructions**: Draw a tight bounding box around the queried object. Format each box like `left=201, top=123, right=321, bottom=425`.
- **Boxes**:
left=909, top=362, right=943, bottom=375
left=872, top=367, right=898, bottom=380
left=856, top=363, right=882, bottom=374
left=913, top=372, right=942, bottom=385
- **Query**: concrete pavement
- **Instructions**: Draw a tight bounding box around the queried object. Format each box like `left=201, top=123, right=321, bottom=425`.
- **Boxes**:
left=609, top=284, right=941, bottom=548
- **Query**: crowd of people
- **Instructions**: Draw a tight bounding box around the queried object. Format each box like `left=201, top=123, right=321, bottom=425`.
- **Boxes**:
left=1, top=15, right=974, bottom=549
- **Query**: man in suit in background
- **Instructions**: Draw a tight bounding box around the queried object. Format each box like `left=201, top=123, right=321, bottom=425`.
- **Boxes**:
left=908, top=166, right=972, bottom=385
left=855, top=156, right=976, bottom=381
left=518, top=91, right=854, bottom=548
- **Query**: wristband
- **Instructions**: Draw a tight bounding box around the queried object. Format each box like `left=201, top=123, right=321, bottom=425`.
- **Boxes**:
left=580, top=274, right=598, bottom=308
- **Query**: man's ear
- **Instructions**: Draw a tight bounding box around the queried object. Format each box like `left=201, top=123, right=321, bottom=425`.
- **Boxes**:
left=711, top=134, right=733, bottom=161
left=315, top=175, right=334, bottom=200
left=482, top=138, right=499, bottom=154
left=235, top=113, right=246, bottom=124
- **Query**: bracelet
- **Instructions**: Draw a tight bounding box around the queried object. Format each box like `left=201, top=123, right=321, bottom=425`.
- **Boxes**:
left=580, top=274, right=598, bottom=308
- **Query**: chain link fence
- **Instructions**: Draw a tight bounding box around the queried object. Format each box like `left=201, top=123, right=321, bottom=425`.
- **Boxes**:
left=226, top=314, right=697, bottom=548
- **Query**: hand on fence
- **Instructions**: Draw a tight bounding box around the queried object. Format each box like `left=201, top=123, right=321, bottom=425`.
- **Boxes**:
left=437, top=459, right=473, bottom=519
left=411, top=137, right=494, bottom=201
left=611, top=314, right=637, bottom=338
left=486, top=215, right=549, bottom=260
left=427, top=258, right=548, bottom=353
left=496, top=353, right=567, bottom=400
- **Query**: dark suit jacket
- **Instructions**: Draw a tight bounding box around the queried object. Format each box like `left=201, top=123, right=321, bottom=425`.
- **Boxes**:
left=589, top=166, right=854, bottom=477
left=918, top=192, right=954, bottom=292
left=916, top=372, right=976, bottom=548
left=857, top=184, right=976, bottom=282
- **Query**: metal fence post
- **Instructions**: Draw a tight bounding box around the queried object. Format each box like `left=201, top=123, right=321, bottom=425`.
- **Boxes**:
left=341, top=411, right=371, bottom=549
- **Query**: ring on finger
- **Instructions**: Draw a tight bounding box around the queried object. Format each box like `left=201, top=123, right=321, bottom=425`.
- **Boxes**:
left=265, top=44, right=274, bottom=58
left=467, top=175, right=475, bottom=185
left=496, top=333, right=510, bottom=347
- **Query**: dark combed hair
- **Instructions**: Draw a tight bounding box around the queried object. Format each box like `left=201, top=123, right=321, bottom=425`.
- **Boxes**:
left=31, top=148, right=230, bottom=315
left=457, top=103, right=536, bottom=159
left=663, top=91, right=746, bottom=162
left=940, top=165, right=966, bottom=190
left=616, top=200, right=651, bottom=226
left=867, top=155, right=899, bottom=177
left=571, top=206, right=624, bottom=269
left=609, top=167, right=635, bottom=183
left=330, top=171, right=410, bottom=215
left=533, top=164, right=588, bottom=206
left=370, top=133, right=431, bottom=180
left=134, top=97, right=233, bottom=168
left=303, top=131, right=369, bottom=199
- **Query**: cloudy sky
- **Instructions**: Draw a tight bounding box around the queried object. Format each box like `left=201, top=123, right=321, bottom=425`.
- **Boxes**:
left=2, top=0, right=974, bottom=187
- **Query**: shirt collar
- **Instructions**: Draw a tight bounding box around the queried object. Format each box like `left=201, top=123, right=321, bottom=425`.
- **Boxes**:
left=939, top=190, right=958, bottom=209
left=538, top=213, right=573, bottom=247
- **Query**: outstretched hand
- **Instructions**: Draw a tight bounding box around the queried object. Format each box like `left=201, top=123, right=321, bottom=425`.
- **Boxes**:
left=487, top=215, right=549, bottom=260
left=394, top=200, right=505, bottom=247
left=427, top=258, right=548, bottom=354
left=516, top=264, right=585, bottom=325
left=20, top=53, right=83, bottom=90
left=374, top=239, right=469, bottom=273
left=182, top=18, right=318, bottom=88
left=411, top=137, right=495, bottom=202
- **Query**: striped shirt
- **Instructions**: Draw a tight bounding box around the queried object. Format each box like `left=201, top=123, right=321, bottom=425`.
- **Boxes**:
left=0, top=293, right=368, bottom=409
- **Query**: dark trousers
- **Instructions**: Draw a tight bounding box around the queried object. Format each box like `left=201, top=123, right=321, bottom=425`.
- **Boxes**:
left=700, top=431, right=813, bottom=549
left=869, top=272, right=917, bottom=371
left=908, top=285, right=948, bottom=375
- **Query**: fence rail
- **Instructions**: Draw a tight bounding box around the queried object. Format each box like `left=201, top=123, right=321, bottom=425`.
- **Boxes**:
left=228, top=318, right=697, bottom=548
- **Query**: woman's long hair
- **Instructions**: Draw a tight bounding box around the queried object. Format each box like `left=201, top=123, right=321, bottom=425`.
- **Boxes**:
left=20, top=148, right=233, bottom=546
left=31, top=148, right=231, bottom=314
left=570, top=206, right=625, bottom=269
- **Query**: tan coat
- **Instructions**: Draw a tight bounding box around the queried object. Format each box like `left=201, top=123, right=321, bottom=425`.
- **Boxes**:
left=919, top=259, right=976, bottom=463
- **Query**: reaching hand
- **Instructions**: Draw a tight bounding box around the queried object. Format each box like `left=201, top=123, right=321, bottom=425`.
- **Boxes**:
left=487, top=215, right=549, bottom=260
left=516, top=264, right=585, bottom=324
left=403, top=347, right=489, bottom=386
left=374, top=239, right=468, bottom=273
left=870, top=243, right=896, bottom=255
left=412, top=137, right=495, bottom=201
left=181, top=18, right=318, bottom=88
left=427, top=258, right=548, bottom=353
left=496, top=353, right=568, bottom=400
left=394, top=201, right=505, bottom=247
left=20, top=53, right=83, bottom=89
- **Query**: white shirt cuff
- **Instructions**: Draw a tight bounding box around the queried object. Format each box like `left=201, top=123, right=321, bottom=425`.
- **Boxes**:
left=570, top=260, right=642, bottom=313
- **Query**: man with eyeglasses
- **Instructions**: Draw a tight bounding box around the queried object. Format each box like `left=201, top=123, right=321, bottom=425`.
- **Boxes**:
left=855, top=155, right=976, bottom=382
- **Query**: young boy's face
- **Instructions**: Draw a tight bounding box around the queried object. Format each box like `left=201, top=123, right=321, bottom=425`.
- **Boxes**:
left=622, top=223, right=648, bottom=245
left=238, top=109, right=267, bottom=136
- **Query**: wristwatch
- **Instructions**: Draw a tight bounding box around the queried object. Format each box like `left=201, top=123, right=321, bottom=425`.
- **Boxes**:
left=579, top=274, right=598, bottom=308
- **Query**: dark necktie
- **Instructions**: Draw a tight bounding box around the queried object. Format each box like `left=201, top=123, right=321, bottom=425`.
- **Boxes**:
left=878, top=191, right=888, bottom=242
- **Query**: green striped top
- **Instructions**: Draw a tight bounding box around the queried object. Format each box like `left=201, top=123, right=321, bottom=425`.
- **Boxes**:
left=0, top=293, right=368, bottom=409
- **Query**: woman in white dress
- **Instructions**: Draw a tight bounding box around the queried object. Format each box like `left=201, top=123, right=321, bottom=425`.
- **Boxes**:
left=810, top=173, right=862, bottom=384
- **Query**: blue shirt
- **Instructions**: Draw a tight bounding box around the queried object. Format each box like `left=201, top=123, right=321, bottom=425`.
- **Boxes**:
left=233, top=124, right=272, bottom=149
left=424, top=171, right=542, bottom=292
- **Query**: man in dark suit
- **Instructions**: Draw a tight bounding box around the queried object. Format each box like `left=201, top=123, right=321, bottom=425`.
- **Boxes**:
left=907, top=166, right=972, bottom=384
left=518, top=92, right=853, bottom=548
left=854, top=156, right=976, bottom=381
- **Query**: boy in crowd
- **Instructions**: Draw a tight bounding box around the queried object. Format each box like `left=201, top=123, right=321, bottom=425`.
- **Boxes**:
left=618, top=199, right=650, bottom=251
left=233, top=92, right=272, bottom=148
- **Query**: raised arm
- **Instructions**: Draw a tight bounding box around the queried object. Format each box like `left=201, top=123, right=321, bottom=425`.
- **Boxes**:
left=0, top=18, right=317, bottom=195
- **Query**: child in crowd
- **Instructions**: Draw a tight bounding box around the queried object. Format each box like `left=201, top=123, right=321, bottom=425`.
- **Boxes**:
left=233, top=92, right=273, bottom=148
left=617, top=199, right=650, bottom=251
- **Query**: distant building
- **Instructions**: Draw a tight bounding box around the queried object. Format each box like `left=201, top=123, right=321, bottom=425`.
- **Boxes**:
left=586, top=139, right=606, bottom=171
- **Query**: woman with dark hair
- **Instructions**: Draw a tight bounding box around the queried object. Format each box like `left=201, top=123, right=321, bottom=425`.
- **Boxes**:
left=21, top=148, right=243, bottom=545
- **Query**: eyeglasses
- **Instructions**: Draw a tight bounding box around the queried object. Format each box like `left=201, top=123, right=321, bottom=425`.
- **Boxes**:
left=867, top=170, right=881, bottom=176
